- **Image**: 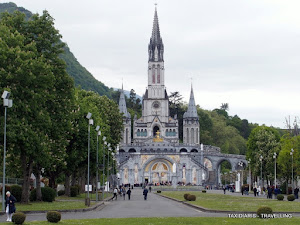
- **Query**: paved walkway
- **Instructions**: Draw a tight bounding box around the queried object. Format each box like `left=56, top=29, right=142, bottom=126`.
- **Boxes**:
left=0, top=188, right=226, bottom=222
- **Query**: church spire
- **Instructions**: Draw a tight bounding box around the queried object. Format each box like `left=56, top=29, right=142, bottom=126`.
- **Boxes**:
left=183, top=85, right=198, bottom=118
left=148, top=6, right=164, bottom=62
left=118, top=86, right=131, bottom=118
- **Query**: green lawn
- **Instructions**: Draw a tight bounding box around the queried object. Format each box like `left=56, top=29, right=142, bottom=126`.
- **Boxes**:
left=15, top=201, right=95, bottom=211
left=0, top=217, right=299, bottom=225
left=161, top=191, right=300, bottom=212
left=56, top=192, right=113, bottom=201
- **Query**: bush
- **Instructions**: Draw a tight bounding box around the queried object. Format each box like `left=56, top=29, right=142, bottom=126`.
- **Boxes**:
left=184, top=193, right=190, bottom=200
left=157, top=190, right=161, bottom=193
left=287, top=194, right=295, bottom=201
left=0, top=185, right=11, bottom=195
left=10, top=185, right=22, bottom=202
left=57, top=190, right=65, bottom=196
left=46, top=211, right=61, bottom=223
left=277, top=194, right=284, bottom=201
left=12, top=212, right=26, bottom=224
left=42, top=187, right=56, bottom=202
left=30, top=187, right=56, bottom=202
left=202, top=190, right=206, bottom=193
left=30, top=189, right=37, bottom=202
left=70, top=186, right=79, bottom=197
left=74, top=184, right=81, bottom=195
left=187, top=194, right=196, bottom=201
left=257, top=206, right=273, bottom=218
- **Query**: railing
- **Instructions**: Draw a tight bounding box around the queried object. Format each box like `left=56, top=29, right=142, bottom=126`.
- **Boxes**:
left=0, top=177, right=24, bottom=186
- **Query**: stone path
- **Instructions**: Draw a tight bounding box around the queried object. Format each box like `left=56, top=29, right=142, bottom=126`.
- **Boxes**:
left=0, top=188, right=226, bottom=222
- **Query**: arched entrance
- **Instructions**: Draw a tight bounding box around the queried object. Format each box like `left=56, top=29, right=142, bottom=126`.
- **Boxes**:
left=151, top=162, right=169, bottom=184
left=153, top=126, right=160, bottom=137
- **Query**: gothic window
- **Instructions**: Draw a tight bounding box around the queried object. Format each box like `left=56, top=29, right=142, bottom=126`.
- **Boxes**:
left=187, top=128, right=189, bottom=144
left=157, top=65, right=160, bottom=83
left=152, top=65, right=155, bottom=83
left=137, top=129, right=140, bottom=137
left=126, top=128, right=129, bottom=144
left=173, top=129, right=175, bottom=136
left=196, top=128, right=199, bottom=143
left=191, top=128, right=194, bottom=144
left=166, top=129, right=169, bottom=136
left=145, top=129, right=147, bottom=137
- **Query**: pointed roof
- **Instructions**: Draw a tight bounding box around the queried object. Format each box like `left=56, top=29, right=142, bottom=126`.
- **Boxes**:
left=118, top=86, right=131, bottom=118
left=151, top=7, right=161, bottom=44
left=183, top=85, right=198, bottom=118
left=148, top=7, right=164, bottom=62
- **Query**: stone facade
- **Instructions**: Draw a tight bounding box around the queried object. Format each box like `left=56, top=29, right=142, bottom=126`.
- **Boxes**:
left=116, top=8, right=247, bottom=187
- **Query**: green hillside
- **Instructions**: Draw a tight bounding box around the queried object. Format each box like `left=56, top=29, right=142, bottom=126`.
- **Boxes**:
left=0, top=2, right=112, bottom=98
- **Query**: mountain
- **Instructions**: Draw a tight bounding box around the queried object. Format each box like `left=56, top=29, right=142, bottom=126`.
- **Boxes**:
left=0, top=2, right=112, bottom=98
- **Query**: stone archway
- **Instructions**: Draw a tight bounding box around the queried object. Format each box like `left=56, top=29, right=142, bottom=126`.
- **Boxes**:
left=151, top=162, right=169, bottom=184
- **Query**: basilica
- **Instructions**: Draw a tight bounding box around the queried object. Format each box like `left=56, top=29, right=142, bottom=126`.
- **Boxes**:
left=116, top=8, right=246, bottom=186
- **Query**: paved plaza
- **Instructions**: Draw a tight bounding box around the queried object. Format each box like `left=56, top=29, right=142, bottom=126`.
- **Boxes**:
left=0, top=188, right=226, bottom=222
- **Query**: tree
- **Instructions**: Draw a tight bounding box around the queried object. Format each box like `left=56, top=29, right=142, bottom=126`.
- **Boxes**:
left=220, top=103, right=229, bottom=111
left=0, top=11, right=75, bottom=203
left=246, top=126, right=280, bottom=186
left=278, top=134, right=300, bottom=193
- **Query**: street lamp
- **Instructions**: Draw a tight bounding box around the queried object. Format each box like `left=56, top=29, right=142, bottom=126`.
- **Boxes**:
left=259, top=155, right=263, bottom=187
left=2, top=91, right=12, bottom=212
left=291, top=148, right=294, bottom=193
left=102, top=137, right=106, bottom=200
left=86, top=112, right=93, bottom=206
left=95, top=126, right=101, bottom=202
left=107, top=144, right=111, bottom=190
left=247, top=159, right=251, bottom=192
left=273, top=153, right=277, bottom=188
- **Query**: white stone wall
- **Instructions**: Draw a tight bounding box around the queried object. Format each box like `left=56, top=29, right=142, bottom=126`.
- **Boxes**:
left=183, top=119, right=200, bottom=145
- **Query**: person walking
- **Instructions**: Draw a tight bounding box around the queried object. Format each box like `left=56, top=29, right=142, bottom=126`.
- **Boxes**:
left=294, top=187, right=299, bottom=199
left=122, top=187, right=126, bottom=200
left=143, top=187, right=149, bottom=200
left=253, top=187, right=257, bottom=197
left=127, top=188, right=131, bottom=200
left=113, top=187, right=118, bottom=200
left=223, top=186, right=226, bottom=194
left=149, top=186, right=152, bottom=193
left=5, top=191, right=16, bottom=222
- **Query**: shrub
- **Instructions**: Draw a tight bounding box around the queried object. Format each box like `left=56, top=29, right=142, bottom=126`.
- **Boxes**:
left=57, top=190, right=65, bottom=196
left=70, top=186, right=79, bottom=197
left=287, top=194, right=295, bottom=201
left=42, top=187, right=56, bottom=202
left=12, top=212, right=26, bottom=224
left=157, top=190, right=161, bottom=193
left=30, top=187, right=56, bottom=202
left=46, top=211, right=61, bottom=223
left=257, top=206, right=273, bottom=218
left=0, top=185, right=11, bottom=195
left=10, top=185, right=22, bottom=202
left=183, top=193, right=190, bottom=200
left=74, top=184, right=81, bottom=195
left=187, top=194, right=196, bottom=201
left=30, top=189, right=37, bottom=202
left=277, top=194, right=284, bottom=201
left=202, top=190, right=206, bottom=193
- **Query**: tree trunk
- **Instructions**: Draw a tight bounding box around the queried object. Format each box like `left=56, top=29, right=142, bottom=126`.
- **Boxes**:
left=65, top=173, right=71, bottom=196
left=21, top=154, right=33, bottom=204
left=35, top=169, right=42, bottom=201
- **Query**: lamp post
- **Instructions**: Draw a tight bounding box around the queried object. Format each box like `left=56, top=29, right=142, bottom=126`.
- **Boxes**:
left=273, top=153, right=277, bottom=188
left=238, top=162, right=243, bottom=188
left=2, top=91, right=12, bottom=212
left=259, top=155, right=263, bottom=187
left=248, top=159, right=251, bottom=192
left=95, top=126, right=101, bottom=202
left=102, top=138, right=107, bottom=200
left=107, top=144, right=111, bottom=190
left=291, top=148, right=294, bottom=193
left=85, top=112, right=93, bottom=206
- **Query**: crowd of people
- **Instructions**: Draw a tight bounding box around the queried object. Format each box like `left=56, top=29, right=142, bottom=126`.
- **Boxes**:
left=111, top=185, right=151, bottom=201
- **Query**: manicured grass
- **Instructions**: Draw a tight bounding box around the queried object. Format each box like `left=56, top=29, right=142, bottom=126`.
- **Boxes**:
left=57, top=192, right=113, bottom=201
left=0, top=217, right=299, bottom=225
left=15, top=200, right=95, bottom=211
left=161, top=191, right=300, bottom=212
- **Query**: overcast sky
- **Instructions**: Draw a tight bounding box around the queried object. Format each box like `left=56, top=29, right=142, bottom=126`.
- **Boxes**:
left=9, top=0, right=300, bottom=128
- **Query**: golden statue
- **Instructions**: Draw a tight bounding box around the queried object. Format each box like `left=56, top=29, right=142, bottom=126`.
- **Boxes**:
left=153, top=130, right=163, bottom=142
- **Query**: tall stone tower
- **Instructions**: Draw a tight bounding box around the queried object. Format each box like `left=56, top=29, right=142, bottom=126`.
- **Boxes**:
left=133, top=7, right=179, bottom=143
left=183, top=85, right=200, bottom=145
left=118, top=86, right=131, bottom=144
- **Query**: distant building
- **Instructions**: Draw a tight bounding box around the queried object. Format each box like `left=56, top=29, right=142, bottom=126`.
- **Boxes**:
left=117, top=7, right=246, bottom=187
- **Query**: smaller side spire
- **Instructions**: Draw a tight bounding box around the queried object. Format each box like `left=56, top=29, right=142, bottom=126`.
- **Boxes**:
left=118, top=86, right=131, bottom=118
left=183, top=85, right=198, bottom=118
